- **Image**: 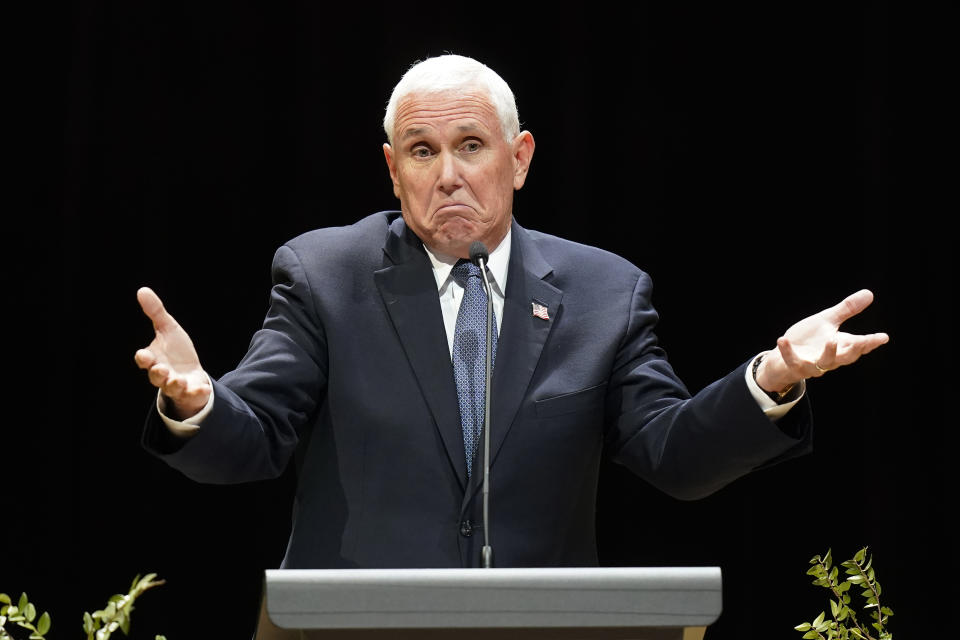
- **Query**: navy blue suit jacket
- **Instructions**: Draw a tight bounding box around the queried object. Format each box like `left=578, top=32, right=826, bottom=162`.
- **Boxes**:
left=144, top=211, right=812, bottom=568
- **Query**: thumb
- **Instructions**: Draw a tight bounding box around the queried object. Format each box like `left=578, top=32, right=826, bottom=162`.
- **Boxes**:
left=137, top=287, right=177, bottom=332
left=826, top=289, right=875, bottom=326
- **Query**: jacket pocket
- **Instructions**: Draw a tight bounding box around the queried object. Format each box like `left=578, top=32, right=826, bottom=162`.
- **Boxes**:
left=534, top=382, right=607, bottom=419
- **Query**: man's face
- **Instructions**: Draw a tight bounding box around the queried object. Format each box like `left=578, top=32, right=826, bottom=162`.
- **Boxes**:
left=383, top=89, right=534, bottom=258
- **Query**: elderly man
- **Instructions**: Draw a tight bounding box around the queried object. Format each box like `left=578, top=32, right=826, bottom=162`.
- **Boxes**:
left=136, top=55, right=888, bottom=568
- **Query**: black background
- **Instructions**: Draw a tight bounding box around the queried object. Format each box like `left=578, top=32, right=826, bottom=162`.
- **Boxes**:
left=6, top=2, right=952, bottom=639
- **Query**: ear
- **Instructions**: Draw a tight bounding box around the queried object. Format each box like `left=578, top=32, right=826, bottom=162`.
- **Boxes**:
left=511, top=131, right=536, bottom=190
left=383, top=143, right=401, bottom=199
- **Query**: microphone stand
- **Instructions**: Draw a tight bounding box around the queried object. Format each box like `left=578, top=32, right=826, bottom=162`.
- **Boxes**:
left=476, top=254, right=494, bottom=569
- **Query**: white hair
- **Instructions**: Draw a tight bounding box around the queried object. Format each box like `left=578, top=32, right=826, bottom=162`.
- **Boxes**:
left=383, top=54, right=520, bottom=145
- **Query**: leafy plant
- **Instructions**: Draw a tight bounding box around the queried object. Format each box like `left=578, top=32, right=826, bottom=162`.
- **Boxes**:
left=0, top=593, right=48, bottom=640
left=795, top=547, right=893, bottom=640
left=1, top=574, right=166, bottom=640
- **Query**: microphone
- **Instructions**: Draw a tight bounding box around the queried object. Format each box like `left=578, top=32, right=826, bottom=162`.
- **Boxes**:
left=469, top=241, right=494, bottom=569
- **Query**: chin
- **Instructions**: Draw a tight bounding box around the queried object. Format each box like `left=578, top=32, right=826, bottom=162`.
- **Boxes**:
left=435, top=224, right=480, bottom=253
left=435, top=236, right=474, bottom=258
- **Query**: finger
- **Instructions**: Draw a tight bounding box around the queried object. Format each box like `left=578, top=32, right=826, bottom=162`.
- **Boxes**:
left=776, top=337, right=810, bottom=374
left=815, top=336, right=838, bottom=372
left=182, top=377, right=212, bottom=399
left=826, top=289, right=874, bottom=325
left=835, top=332, right=890, bottom=364
left=146, top=362, right=169, bottom=389
left=164, top=375, right=188, bottom=398
left=776, top=337, right=796, bottom=364
left=779, top=336, right=828, bottom=378
left=134, top=348, right=156, bottom=370
left=137, top=287, right=177, bottom=332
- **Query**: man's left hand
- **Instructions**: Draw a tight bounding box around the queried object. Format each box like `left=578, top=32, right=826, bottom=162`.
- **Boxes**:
left=755, top=289, right=889, bottom=393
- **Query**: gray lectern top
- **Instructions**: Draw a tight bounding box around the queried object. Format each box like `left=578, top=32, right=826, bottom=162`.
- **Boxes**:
left=259, top=567, right=722, bottom=640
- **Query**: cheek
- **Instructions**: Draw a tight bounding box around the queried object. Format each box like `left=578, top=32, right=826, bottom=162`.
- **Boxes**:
left=397, top=172, right=430, bottom=204
left=483, top=168, right=516, bottom=209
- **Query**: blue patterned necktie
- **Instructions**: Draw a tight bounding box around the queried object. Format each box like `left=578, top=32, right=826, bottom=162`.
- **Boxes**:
left=451, top=260, right=498, bottom=479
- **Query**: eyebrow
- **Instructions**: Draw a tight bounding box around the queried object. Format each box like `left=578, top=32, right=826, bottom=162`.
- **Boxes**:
left=399, top=124, right=487, bottom=142
left=400, top=127, right=428, bottom=141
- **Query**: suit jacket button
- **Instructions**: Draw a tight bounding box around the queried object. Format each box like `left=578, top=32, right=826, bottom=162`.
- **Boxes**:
left=459, top=520, right=473, bottom=537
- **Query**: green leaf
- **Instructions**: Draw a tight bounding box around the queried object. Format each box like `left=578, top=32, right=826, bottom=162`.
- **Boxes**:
left=802, top=631, right=820, bottom=640
left=0, top=594, right=11, bottom=605
left=36, top=611, right=50, bottom=635
left=83, top=611, right=94, bottom=634
left=813, top=611, right=826, bottom=627
left=24, top=602, right=36, bottom=622
left=17, top=594, right=27, bottom=612
left=880, top=606, right=894, bottom=616
left=795, top=622, right=812, bottom=631
left=831, top=600, right=840, bottom=617
left=854, top=547, right=867, bottom=564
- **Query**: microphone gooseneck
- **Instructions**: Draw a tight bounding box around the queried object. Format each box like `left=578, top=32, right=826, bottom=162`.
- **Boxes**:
left=469, top=241, right=494, bottom=568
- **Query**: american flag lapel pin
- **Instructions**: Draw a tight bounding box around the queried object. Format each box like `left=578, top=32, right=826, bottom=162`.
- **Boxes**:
left=531, top=301, right=550, bottom=321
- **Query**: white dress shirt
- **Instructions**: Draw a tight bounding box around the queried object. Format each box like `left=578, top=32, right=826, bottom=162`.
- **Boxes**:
left=422, top=230, right=510, bottom=358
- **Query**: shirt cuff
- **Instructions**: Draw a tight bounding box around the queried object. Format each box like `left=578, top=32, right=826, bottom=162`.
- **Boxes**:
left=156, top=374, right=214, bottom=437
left=744, top=353, right=805, bottom=420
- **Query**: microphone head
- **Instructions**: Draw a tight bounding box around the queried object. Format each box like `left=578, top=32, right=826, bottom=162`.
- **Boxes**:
left=469, top=241, right=490, bottom=266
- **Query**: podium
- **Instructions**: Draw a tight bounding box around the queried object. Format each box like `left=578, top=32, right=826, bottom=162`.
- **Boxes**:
left=255, top=567, right=721, bottom=640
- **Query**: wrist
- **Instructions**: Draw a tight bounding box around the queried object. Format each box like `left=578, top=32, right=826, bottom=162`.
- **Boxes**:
left=753, top=353, right=796, bottom=401
left=159, top=392, right=208, bottom=421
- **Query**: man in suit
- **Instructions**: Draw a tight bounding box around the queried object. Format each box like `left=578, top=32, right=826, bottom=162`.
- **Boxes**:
left=136, top=55, right=888, bottom=568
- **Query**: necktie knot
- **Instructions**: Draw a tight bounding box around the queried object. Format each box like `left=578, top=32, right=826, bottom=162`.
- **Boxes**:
left=451, top=259, right=482, bottom=285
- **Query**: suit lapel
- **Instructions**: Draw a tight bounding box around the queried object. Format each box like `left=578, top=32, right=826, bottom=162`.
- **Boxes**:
left=462, top=221, right=563, bottom=509
left=375, top=216, right=468, bottom=491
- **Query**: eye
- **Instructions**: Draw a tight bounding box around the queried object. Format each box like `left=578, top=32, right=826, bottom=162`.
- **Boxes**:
left=410, top=144, right=434, bottom=158
left=461, top=140, right=482, bottom=153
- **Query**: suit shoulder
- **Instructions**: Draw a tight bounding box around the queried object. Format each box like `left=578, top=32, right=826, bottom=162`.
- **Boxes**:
left=523, top=228, right=646, bottom=281
left=279, top=211, right=399, bottom=270
left=285, top=211, right=398, bottom=253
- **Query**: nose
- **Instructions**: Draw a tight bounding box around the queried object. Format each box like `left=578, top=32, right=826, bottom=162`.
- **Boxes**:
left=436, top=150, right=462, bottom=195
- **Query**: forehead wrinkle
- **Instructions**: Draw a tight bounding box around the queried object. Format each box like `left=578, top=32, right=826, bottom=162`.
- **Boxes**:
left=394, top=92, right=500, bottom=141
left=398, top=123, right=487, bottom=143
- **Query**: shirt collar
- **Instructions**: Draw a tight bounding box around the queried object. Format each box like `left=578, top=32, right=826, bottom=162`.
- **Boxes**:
left=424, top=228, right=511, bottom=295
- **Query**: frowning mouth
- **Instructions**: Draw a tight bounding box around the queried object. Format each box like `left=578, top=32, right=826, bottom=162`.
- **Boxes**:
left=434, top=203, right=476, bottom=218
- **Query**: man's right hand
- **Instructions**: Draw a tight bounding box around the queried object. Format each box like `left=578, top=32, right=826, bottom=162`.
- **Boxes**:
left=135, top=287, right=212, bottom=421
